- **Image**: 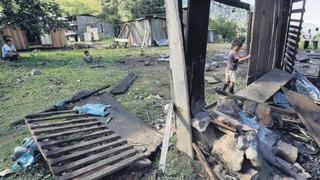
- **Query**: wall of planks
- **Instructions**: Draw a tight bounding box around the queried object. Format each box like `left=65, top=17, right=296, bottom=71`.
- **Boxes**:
left=247, top=0, right=291, bottom=85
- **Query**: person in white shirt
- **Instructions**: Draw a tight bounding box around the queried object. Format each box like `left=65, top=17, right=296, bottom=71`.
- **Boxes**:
left=1, top=39, right=20, bottom=60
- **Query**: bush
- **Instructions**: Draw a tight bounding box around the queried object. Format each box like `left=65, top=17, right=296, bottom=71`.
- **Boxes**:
left=209, top=17, right=238, bottom=42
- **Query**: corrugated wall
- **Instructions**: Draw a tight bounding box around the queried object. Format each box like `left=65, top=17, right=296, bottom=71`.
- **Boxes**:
left=51, top=30, right=67, bottom=48
left=119, top=18, right=167, bottom=47
left=1, top=27, right=28, bottom=49
left=150, top=18, right=167, bottom=41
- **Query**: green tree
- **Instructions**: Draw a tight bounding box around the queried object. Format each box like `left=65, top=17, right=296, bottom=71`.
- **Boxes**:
left=209, top=17, right=238, bottom=42
left=0, top=0, right=67, bottom=36
left=54, top=0, right=103, bottom=16
left=101, top=0, right=164, bottom=22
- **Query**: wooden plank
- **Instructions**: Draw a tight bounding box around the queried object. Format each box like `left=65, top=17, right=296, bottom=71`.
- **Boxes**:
left=46, top=134, right=120, bottom=157
left=58, top=148, right=140, bottom=179
left=283, top=89, right=320, bottom=147
left=39, top=129, right=113, bottom=148
left=36, top=126, right=106, bottom=140
left=193, top=143, right=217, bottom=180
left=26, top=114, right=89, bottom=123
left=53, top=144, right=133, bottom=173
left=114, top=38, right=129, bottom=43
left=237, top=69, right=294, bottom=103
left=41, top=129, right=113, bottom=147
left=110, top=72, right=137, bottom=95
left=30, top=118, right=96, bottom=129
left=77, top=153, right=145, bottom=180
left=79, top=92, right=163, bottom=157
left=247, top=0, right=278, bottom=84
left=50, top=139, right=127, bottom=165
left=27, top=110, right=78, bottom=118
left=291, top=9, right=305, bottom=13
left=213, top=0, right=250, bottom=10
left=165, top=0, right=193, bottom=158
left=290, top=19, right=303, bottom=23
left=33, top=121, right=101, bottom=135
left=159, top=103, right=173, bottom=173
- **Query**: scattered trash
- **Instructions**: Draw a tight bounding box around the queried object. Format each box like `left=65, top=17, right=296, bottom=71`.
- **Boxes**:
left=154, top=39, right=169, bottom=46
left=11, top=137, right=41, bottom=172
left=0, top=169, right=13, bottom=177
left=294, top=72, right=320, bottom=103
left=74, top=103, right=111, bottom=116
left=157, top=55, right=170, bottom=62
left=273, top=92, right=289, bottom=105
left=30, top=69, right=42, bottom=76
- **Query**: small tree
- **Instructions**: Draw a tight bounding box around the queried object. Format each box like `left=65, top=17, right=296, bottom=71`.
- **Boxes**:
left=0, top=0, right=67, bottom=37
left=209, top=17, right=238, bottom=42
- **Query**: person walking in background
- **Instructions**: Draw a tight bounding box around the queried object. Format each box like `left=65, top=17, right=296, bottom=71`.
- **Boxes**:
left=312, top=28, right=319, bottom=51
left=91, top=32, right=95, bottom=43
left=303, top=29, right=312, bottom=51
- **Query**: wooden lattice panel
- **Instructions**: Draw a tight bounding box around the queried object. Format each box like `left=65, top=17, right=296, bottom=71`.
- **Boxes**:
left=25, top=110, right=145, bottom=180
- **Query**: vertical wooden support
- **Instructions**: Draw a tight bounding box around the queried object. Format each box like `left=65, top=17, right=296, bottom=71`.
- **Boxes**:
left=246, top=11, right=253, bottom=54
left=165, top=0, right=194, bottom=158
left=274, top=0, right=291, bottom=69
left=185, top=0, right=211, bottom=115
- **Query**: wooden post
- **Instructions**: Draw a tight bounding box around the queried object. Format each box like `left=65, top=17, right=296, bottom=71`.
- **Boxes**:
left=185, top=0, right=211, bottom=115
left=165, top=0, right=194, bottom=158
left=246, top=10, right=253, bottom=54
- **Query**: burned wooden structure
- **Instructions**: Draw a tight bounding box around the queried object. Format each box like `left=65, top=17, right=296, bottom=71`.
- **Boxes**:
left=165, top=0, right=312, bottom=157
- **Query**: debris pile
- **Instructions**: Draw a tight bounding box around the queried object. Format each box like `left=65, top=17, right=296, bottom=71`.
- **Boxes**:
left=196, top=72, right=320, bottom=179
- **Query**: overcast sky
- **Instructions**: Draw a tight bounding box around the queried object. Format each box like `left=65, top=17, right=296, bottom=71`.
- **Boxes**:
left=241, top=0, right=320, bottom=25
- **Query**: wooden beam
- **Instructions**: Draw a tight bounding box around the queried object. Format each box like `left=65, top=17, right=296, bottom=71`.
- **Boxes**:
left=159, top=103, right=173, bottom=173
left=193, top=143, right=218, bottom=180
left=283, top=88, right=320, bottom=147
left=165, top=0, right=194, bottom=158
left=213, top=0, right=250, bottom=10
left=185, top=0, right=211, bottom=115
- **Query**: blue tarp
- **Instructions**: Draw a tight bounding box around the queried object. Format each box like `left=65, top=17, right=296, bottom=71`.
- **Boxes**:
left=294, top=72, right=320, bottom=103
left=273, top=92, right=289, bottom=105
left=74, top=104, right=111, bottom=117
left=239, top=111, right=260, bottom=130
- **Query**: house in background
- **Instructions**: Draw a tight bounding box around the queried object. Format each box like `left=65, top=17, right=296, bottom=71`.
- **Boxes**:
left=117, top=15, right=168, bottom=47
left=0, top=27, right=66, bottom=50
left=66, top=14, right=114, bottom=42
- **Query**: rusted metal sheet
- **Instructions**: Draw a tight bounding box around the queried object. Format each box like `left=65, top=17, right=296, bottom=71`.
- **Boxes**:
left=25, top=111, right=145, bottom=180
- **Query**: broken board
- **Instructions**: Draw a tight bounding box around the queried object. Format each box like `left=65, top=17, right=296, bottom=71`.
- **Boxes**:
left=237, top=69, right=293, bottom=103
left=25, top=113, right=145, bottom=180
left=110, top=72, right=137, bottom=95
left=75, top=91, right=162, bottom=156
left=284, top=89, right=320, bottom=147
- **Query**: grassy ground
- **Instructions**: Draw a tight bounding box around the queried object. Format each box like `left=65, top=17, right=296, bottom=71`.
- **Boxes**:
left=0, top=43, right=235, bottom=179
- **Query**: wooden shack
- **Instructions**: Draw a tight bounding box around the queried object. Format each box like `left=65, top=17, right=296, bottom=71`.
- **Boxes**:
left=117, top=15, right=168, bottom=47
left=0, top=27, right=66, bottom=50
left=66, top=14, right=114, bottom=42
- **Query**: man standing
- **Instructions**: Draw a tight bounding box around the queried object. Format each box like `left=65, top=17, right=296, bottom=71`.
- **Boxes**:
left=1, top=39, right=20, bottom=60
left=303, top=29, right=312, bottom=51
left=313, top=28, right=319, bottom=50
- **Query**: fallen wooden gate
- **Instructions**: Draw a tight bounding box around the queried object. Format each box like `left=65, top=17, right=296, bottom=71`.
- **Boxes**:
left=25, top=110, right=145, bottom=180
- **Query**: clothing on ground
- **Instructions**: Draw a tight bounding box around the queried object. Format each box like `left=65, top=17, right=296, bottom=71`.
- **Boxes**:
left=74, top=103, right=111, bottom=116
